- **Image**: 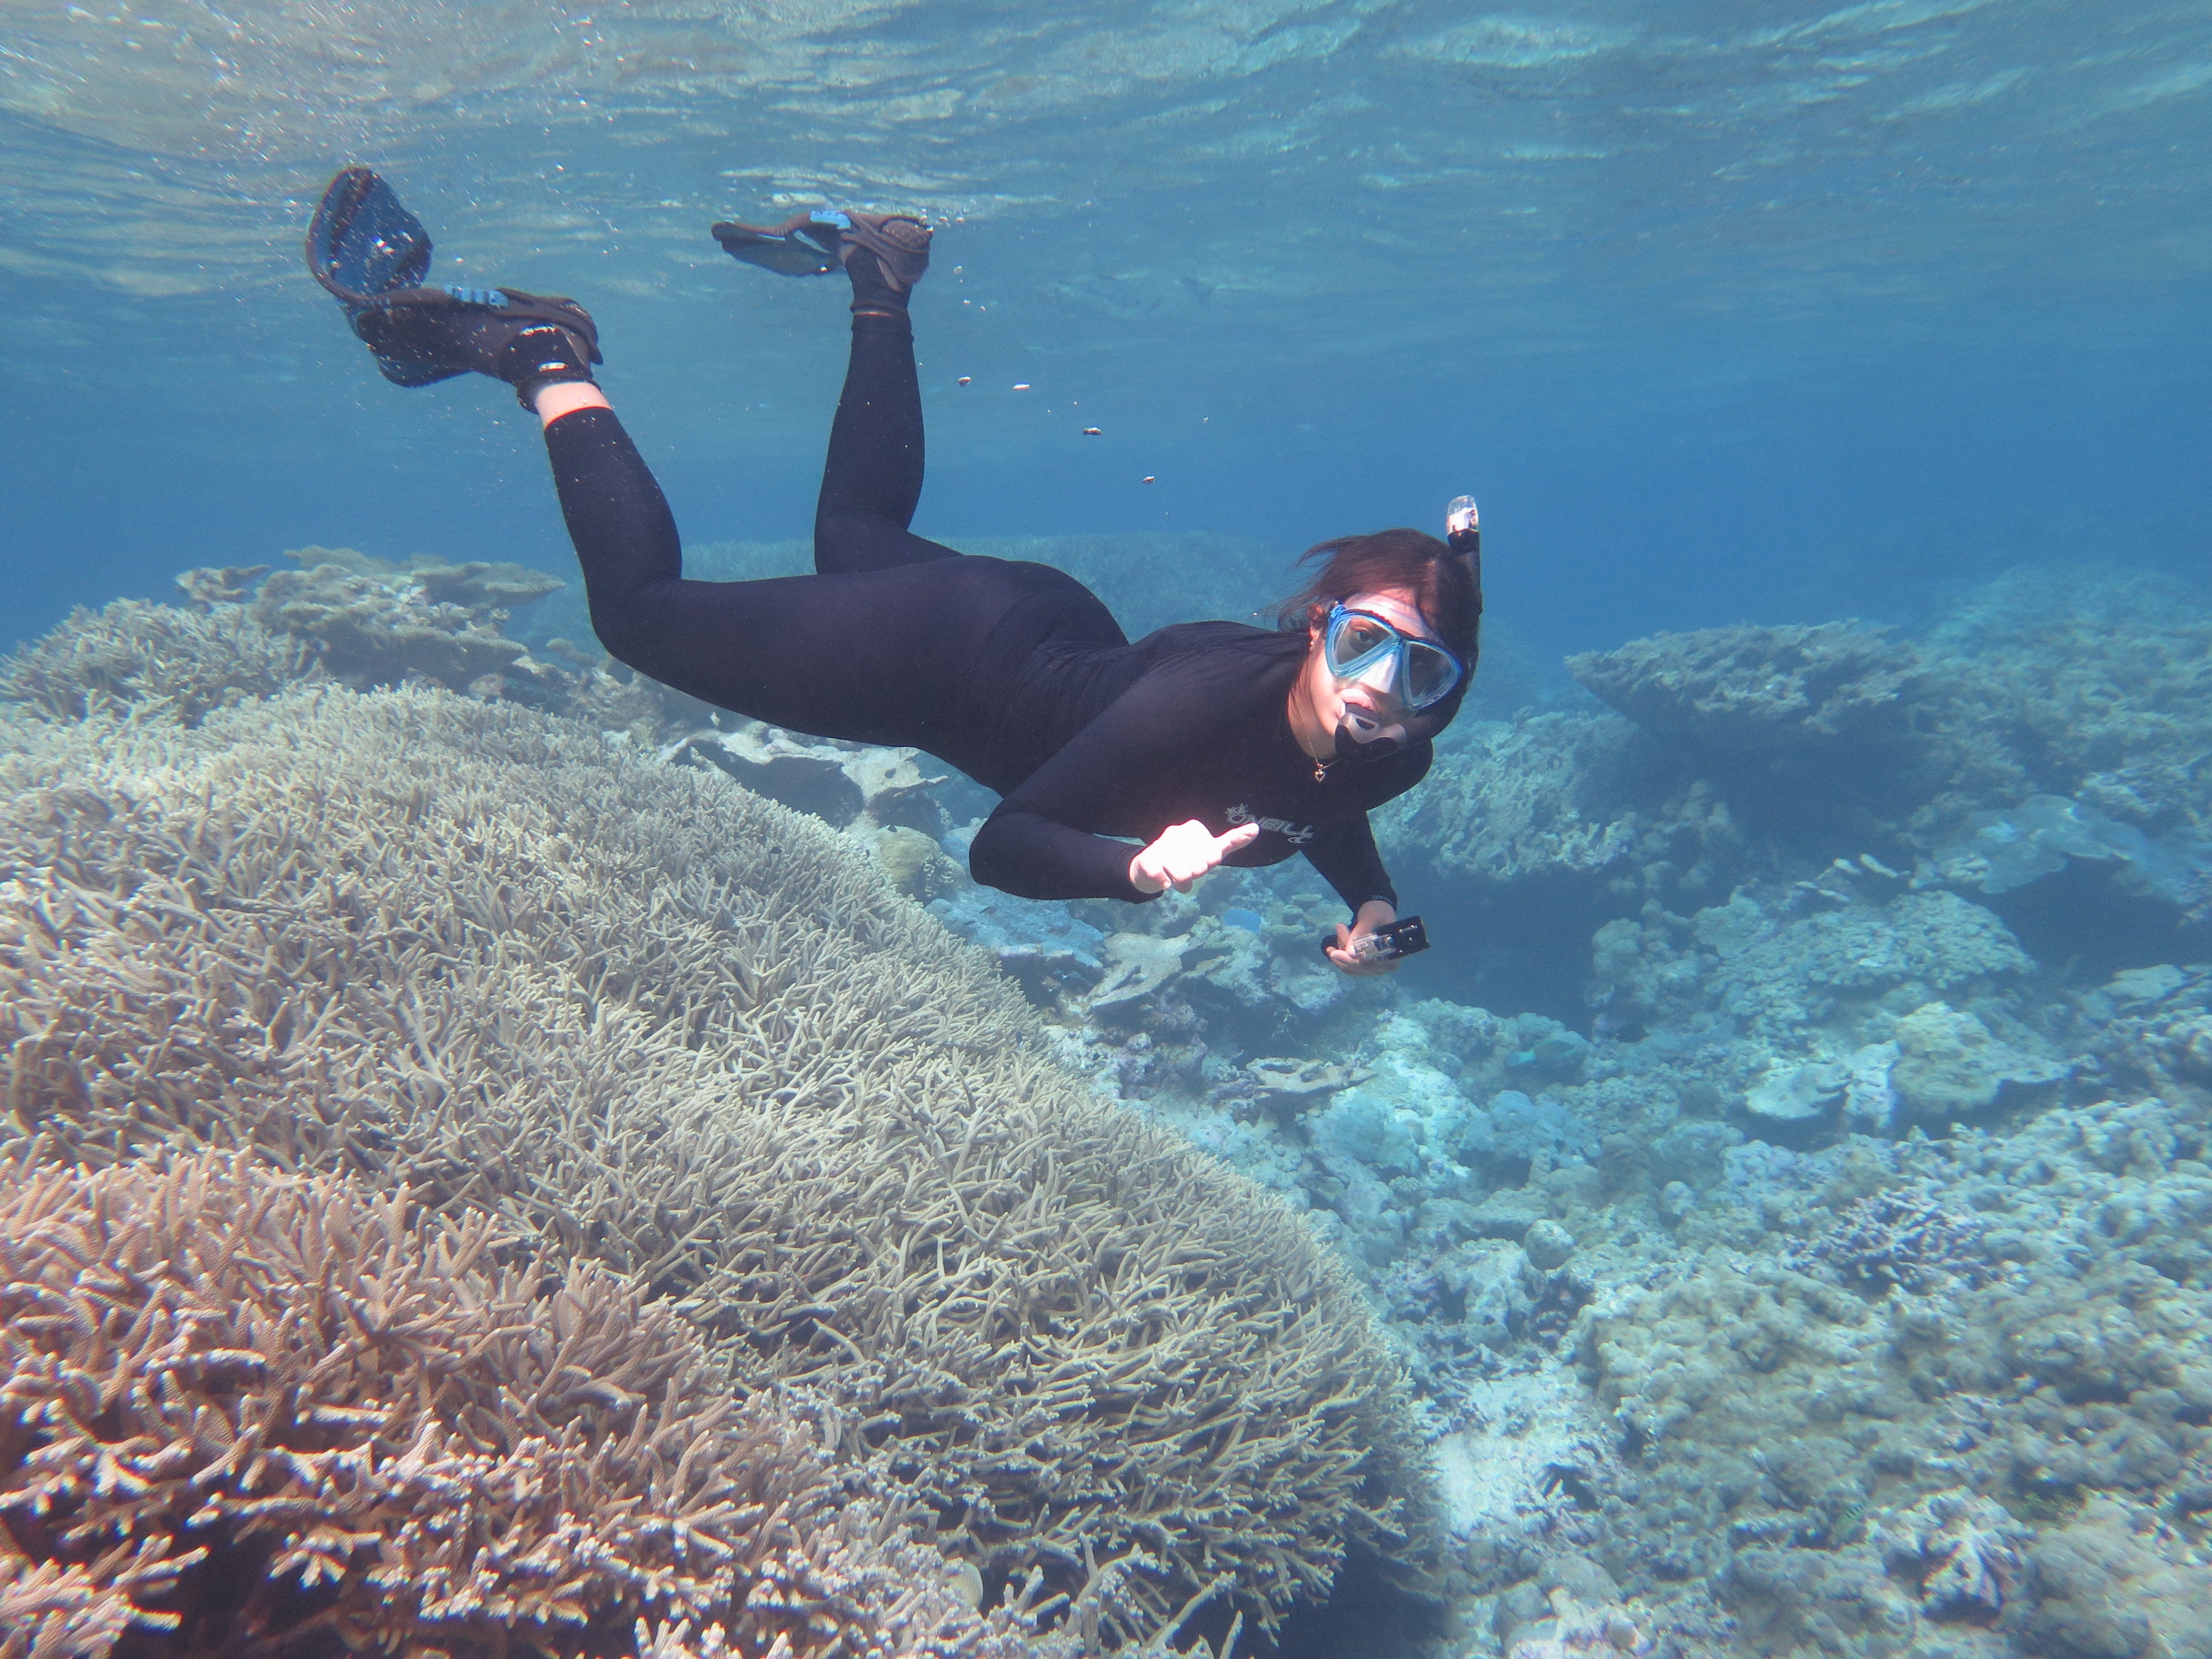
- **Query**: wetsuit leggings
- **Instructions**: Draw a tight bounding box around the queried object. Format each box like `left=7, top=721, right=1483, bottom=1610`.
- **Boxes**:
left=541, top=310, right=1123, bottom=763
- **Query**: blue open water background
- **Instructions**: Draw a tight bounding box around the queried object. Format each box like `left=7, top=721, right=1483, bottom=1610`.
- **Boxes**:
left=4, top=0, right=2207, bottom=662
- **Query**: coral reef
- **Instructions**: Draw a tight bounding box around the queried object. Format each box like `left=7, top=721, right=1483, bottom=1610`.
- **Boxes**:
left=775, top=561, right=2212, bottom=1659
left=1574, top=1094, right=2212, bottom=1658
left=0, top=1151, right=1059, bottom=1659
left=1567, top=621, right=1924, bottom=753
left=0, top=550, right=703, bottom=743
left=1385, top=564, right=2212, bottom=1035
left=1500, top=1589, right=1657, bottom=1658
left=0, top=593, right=313, bottom=723
left=1888, top=1001, right=2072, bottom=1124
left=1868, top=1490, right=2026, bottom=1620
left=1922, top=566, right=2212, bottom=852
left=667, top=718, right=951, bottom=834
left=1790, top=1185, right=1993, bottom=1292
left=217, top=545, right=568, bottom=700
left=1380, top=712, right=1648, bottom=890
left=1926, top=793, right=2204, bottom=910
left=9, top=539, right=2212, bottom=1659
left=0, top=668, right=1440, bottom=1643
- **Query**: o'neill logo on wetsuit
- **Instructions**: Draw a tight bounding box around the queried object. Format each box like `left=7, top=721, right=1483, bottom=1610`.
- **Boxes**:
left=1225, top=803, right=1314, bottom=846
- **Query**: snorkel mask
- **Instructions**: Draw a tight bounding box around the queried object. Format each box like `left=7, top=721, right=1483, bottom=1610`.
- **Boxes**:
left=1324, top=603, right=1464, bottom=722
left=1323, top=494, right=1481, bottom=756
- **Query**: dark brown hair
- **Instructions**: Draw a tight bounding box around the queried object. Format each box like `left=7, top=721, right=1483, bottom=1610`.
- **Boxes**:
left=1270, top=528, right=1483, bottom=664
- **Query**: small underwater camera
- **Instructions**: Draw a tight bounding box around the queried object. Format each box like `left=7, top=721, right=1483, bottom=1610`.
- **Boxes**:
left=1318, top=915, right=1431, bottom=964
left=1444, top=494, right=1480, bottom=557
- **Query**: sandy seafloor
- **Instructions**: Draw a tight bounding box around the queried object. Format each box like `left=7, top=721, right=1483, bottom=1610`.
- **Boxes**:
left=3, top=531, right=2208, bottom=1659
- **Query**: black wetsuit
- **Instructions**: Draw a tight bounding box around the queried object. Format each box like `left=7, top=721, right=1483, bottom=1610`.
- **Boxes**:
left=542, top=309, right=1433, bottom=908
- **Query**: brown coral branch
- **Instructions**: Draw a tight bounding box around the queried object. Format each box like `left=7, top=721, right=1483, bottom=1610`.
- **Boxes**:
left=0, top=1154, right=1062, bottom=1659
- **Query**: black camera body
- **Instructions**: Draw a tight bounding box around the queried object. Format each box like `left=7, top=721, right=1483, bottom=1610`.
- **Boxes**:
left=1318, top=914, right=1430, bottom=964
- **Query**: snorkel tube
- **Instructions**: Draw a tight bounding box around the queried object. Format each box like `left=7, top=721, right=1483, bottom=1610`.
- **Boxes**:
left=1445, top=493, right=1480, bottom=558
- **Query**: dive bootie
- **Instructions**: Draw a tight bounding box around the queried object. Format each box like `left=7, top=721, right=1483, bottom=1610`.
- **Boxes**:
left=710, top=207, right=932, bottom=301
left=307, top=166, right=603, bottom=403
left=348, top=292, right=601, bottom=399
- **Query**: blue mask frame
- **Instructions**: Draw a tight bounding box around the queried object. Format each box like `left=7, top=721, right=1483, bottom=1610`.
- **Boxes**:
left=1321, top=603, right=1464, bottom=711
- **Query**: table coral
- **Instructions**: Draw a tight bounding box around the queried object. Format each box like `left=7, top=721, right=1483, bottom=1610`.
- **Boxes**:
left=248, top=557, right=546, bottom=692
left=1890, top=1002, right=2071, bottom=1122
left=1568, top=622, right=1924, bottom=753
left=668, top=717, right=950, bottom=833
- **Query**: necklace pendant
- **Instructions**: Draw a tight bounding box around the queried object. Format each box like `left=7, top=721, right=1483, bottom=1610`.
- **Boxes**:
left=1312, top=758, right=1329, bottom=783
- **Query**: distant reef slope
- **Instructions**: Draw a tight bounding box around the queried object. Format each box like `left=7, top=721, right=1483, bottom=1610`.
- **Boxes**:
left=1384, top=564, right=2212, bottom=1020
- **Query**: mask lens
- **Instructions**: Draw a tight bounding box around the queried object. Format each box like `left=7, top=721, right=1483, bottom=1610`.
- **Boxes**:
left=1403, top=641, right=1461, bottom=707
left=1326, top=611, right=1395, bottom=674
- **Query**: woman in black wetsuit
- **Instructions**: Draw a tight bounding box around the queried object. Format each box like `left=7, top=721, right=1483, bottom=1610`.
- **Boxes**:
left=318, top=186, right=1480, bottom=975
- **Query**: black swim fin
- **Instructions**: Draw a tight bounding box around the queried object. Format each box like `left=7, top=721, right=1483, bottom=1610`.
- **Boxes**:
left=711, top=208, right=933, bottom=296
left=709, top=212, right=844, bottom=277
left=307, top=166, right=434, bottom=311
left=306, top=167, right=603, bottom=397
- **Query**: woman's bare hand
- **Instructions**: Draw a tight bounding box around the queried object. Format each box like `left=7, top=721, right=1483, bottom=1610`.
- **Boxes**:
left=1129, top=820, right=1262, bottom=895
left=1325, top=899, right=1402, bottom=976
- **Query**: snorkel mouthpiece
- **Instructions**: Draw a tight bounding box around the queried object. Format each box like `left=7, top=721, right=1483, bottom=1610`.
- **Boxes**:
left=1335, top=711, right=1408, bottom=753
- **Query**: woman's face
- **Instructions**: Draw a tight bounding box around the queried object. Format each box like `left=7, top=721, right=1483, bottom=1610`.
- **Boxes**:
left=1299, top=586, right=1441, bottom=750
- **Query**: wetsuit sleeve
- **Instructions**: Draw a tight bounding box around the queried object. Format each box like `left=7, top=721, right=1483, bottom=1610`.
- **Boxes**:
left=969, top=676, right=1207, bottom=902
left=1303, top=816, right=1397, bottom=912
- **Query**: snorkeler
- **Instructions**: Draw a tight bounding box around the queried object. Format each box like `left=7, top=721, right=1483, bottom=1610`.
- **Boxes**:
left=307, top=169, right=1480, bottom=975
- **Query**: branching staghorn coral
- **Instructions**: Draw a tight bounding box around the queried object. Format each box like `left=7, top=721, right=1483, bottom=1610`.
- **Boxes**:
left=1792, top=1186, right=1994, bottom=1293
left=0, top=1553, right=159, bottom=1658
left=0, top=1151, right=1065, bottom=1659
left=0, top=683, right=1437, bottom=1644
left=0, top=597, right=314, bottom=724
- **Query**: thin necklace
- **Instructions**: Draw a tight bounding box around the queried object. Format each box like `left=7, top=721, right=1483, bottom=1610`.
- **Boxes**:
left=1291, top=687, right=1332, bottom=782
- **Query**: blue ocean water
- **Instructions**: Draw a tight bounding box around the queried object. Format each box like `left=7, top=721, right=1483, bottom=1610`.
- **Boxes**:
left=4, top=0, right=2206, bottom=662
